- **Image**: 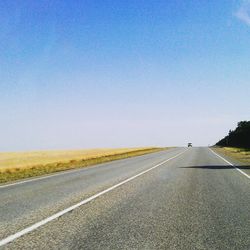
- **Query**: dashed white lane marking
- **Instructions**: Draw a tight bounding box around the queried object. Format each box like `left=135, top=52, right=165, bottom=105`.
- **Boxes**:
left=0, top=149, right=188, bottom=247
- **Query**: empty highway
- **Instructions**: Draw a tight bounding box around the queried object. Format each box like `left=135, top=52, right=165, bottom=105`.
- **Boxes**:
left=0, top=147, right=249, bottom=249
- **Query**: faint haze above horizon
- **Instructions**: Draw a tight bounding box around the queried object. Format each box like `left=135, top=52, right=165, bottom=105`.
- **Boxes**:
left=0, top=1, right=250, bottom=151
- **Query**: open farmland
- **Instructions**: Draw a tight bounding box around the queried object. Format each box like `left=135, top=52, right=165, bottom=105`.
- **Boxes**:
left=214, top=147, right=250, bottom=165
left=0, top=147, right=166, bottom=183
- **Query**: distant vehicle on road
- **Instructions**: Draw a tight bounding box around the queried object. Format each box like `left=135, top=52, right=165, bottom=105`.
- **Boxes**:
left=188, top=143, right=192, bottom=147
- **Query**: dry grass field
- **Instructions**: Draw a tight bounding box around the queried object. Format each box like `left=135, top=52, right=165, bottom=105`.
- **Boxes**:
left=0, top=147, right=166, bottom=183
left=214, top=147, right=250, bottom=165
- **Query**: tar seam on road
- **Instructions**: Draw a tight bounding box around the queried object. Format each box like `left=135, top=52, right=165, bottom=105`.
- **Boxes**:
left=209, top=148, right=250, bottom=179
left=0, top=149, right=188, bottom=247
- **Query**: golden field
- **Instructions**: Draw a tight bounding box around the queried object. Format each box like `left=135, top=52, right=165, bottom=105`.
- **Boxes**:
left=0, top=147, right=166, bottom=183
left=214, top=147, right=250, bottom=165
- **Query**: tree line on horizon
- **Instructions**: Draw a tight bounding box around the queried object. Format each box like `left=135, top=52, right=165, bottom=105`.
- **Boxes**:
left=216, top=121, right=250, bottom=148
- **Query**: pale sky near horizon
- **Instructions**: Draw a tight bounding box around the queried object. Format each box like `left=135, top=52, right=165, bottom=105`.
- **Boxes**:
left=0, top=0, right=250, bottom=151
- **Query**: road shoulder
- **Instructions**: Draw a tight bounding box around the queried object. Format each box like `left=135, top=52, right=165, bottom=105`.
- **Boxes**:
left=211, top=147, right=250, bottom=177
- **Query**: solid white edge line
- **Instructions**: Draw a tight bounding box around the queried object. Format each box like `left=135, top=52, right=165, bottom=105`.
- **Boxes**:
left=0, top=168, right=84, bottom=189
left=209, top=148, right=250, bottom=179
left=0, top=149, right=188, bottom=247
left=0, top=166, right=95, bottom=189
left=0, top=149, right=174, bottom=189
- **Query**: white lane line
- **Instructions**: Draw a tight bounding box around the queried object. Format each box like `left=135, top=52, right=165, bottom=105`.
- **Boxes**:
left=0, top=167, right=92, bottom=189
left=0, top=149, right=173, bottom=189
left=0, top=149, right=188, bottom=247
left=209, top=148, right=250, bottom=179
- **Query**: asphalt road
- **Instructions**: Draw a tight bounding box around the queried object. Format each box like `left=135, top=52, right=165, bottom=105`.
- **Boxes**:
left=0, top=147, right=249, bottom=249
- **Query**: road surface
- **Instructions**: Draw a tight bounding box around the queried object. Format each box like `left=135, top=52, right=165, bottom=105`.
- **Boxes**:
left=0, top=147, right=249, bottom=249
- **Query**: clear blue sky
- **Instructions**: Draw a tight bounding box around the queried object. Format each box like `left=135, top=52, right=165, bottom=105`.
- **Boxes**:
left=0, top=0, right=250, bottom=151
